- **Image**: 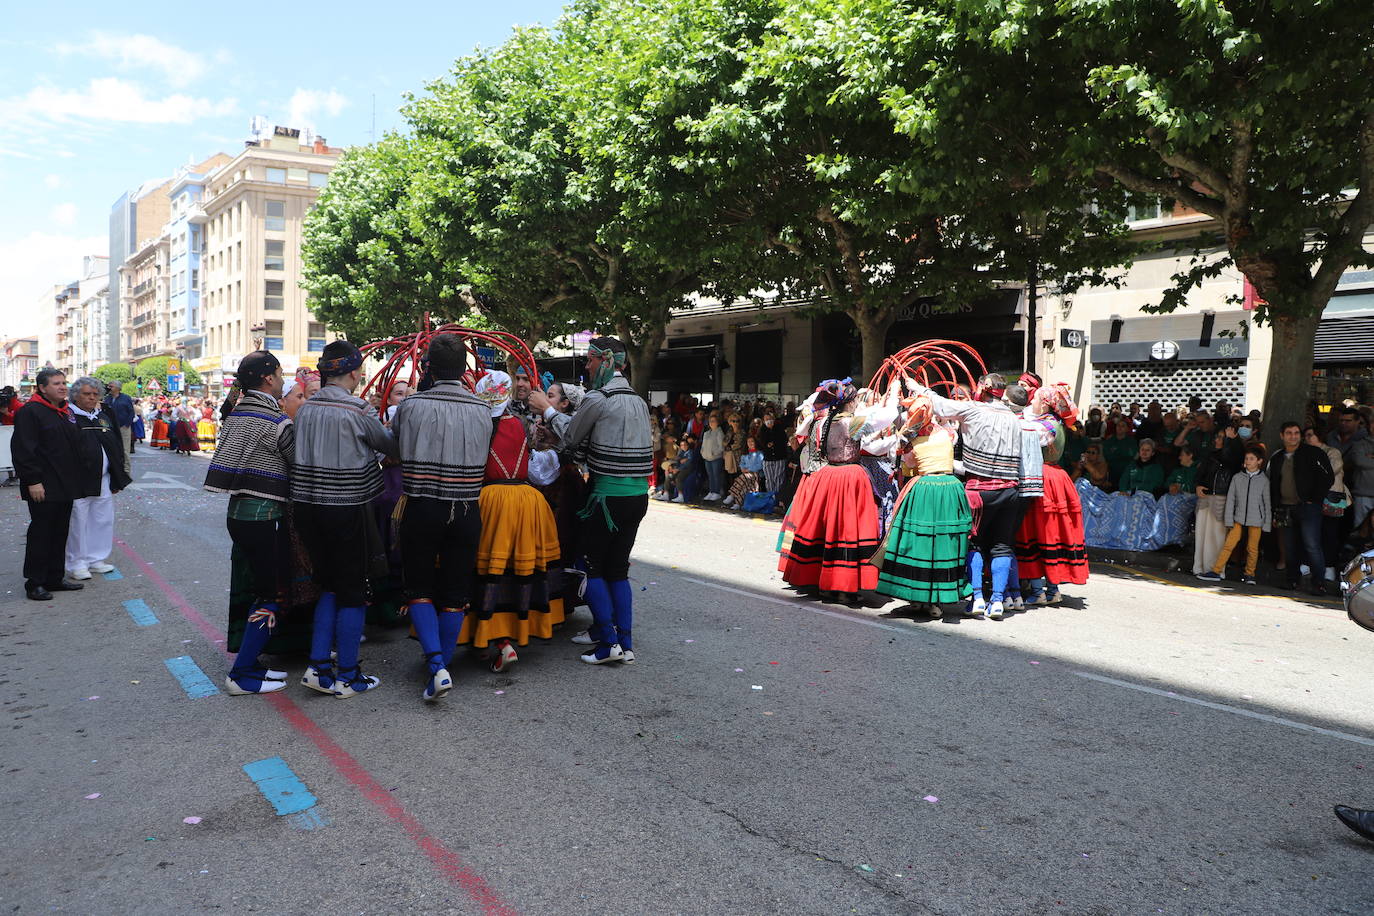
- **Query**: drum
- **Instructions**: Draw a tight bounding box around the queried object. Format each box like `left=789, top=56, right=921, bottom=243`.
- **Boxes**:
left=1340, top=549, right=1374, bottom=632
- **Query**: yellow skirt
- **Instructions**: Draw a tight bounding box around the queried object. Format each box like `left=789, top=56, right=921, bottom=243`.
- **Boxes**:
left=197, top=419, right=217, bottom=451
left=457, top=483, right=565, bottom=648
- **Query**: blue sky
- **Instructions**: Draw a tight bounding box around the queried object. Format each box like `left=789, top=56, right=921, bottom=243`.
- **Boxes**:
left=0, top=0, right=569, bottom=341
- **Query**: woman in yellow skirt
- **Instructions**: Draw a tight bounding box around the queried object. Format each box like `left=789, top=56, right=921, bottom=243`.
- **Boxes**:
left=459, top=372, right=565, bottom=671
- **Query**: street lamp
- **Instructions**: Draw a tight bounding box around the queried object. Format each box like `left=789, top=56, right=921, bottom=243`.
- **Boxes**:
left=1022, top=208, right=1048, bottom=375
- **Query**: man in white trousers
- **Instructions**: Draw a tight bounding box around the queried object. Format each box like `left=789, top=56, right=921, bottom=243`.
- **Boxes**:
left=65, top=378, right=132, bottom=579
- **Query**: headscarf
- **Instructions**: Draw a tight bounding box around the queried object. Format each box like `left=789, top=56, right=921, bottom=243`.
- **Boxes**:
left=812, top=377, right=855, bottom=410
left=281, top=378, right=298, bottom=398
left=559, top=382, right=586, bottom=412
left=587, top=340, right=628, bottom=390
left=476, top=370, right=512, bottom=418
left=317, top=348, right=364, bottom=377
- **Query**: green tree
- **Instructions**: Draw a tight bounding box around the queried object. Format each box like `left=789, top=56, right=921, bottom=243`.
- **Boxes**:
left=667, top=0, right=1137, bottom=381
left=93, top=363, right=135, bottom=386
left=134, top=356, right=200, bottom=395
left=883, top=0, right=1374, bottom=436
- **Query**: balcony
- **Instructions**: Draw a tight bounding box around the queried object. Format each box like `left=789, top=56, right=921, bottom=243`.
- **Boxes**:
left=132, top=344, right=156, bottom=358
left=132, top=279, right=155, bottom=297
left=131, top=311, right=155, bottom=328
left=185, top=204, right=208, bottom=225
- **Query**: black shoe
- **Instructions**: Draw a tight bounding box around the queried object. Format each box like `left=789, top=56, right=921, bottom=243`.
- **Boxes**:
left=1335, top=805, right=1374, bottom=842
left=25, top=586, right=52, bottom=601
left=47, top=580, right=84, bottom=591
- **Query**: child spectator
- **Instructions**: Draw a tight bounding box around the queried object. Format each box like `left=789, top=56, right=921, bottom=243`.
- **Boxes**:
left=1166, top=444, right=1198, bottom=495
left=1197, top=444, right=1270, bottom=585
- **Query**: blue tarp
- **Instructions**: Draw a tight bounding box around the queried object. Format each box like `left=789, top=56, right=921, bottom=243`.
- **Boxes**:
left=1075, top=479, right=1196, bottom=551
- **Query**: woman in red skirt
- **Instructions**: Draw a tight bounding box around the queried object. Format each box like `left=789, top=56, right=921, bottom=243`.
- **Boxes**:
left=1015, top=383, right=1088, bottom=604
left=778, top=381, right=879, bottom=602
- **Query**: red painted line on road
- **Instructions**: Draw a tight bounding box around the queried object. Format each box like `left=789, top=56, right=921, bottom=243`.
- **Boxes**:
left=115, top=538, right=519, bottom=916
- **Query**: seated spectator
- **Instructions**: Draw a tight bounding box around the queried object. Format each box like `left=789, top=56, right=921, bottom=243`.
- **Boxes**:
left=671, top=435, right=701, bottom=504
left=1072, top=443, right=1114, bottom=492
left=724, top=436, right=765, bottom=508
left=1166, top=444, right=1198, bottom=495
left=654, top=434, right=679, bottom=500
left=1082, top=406, right=1105, bottom=440
left=1102, top=417, right=1137, bottom=483
left=1119, top=438, right=1165, bottom=495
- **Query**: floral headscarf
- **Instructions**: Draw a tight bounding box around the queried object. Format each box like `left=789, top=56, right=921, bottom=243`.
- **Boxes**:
left=476, top=370, right=512, bottom=418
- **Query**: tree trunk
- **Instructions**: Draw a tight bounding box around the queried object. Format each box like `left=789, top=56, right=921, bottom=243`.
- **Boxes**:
left=851, top=308, right=898, bottom=387
left=1258, top=309, right=1322, bottom=454
left=618, top=313, right=669, bottom=400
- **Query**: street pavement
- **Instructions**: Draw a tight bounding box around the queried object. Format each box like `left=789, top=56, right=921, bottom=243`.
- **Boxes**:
left=2, top=448, right=1373, bottom=915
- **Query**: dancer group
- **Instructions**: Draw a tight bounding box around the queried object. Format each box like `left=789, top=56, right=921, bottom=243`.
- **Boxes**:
left=204, top=333, right=651, bottom=700
left=778, top=352, right=1088, bottom=619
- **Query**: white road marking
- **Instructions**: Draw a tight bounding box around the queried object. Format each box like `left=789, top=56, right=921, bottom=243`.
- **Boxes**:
left=676, top=574, right=1374, bottom=748
left=127, top=471, right=196, bottom=491
left=678, top=576, right=906, bottom=633
left=1074, top=671, right=1374, bottom=748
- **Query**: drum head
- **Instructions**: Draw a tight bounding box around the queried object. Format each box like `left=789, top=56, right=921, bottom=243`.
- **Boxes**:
left=1343, top=576, right=1374, bottom=633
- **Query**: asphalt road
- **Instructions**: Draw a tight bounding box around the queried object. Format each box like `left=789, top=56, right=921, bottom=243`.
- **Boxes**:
left=2, top=448, right=1372, bottom=915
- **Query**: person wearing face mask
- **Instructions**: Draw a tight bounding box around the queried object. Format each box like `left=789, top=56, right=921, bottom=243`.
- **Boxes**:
left=64, top=377, right=133, bottom=581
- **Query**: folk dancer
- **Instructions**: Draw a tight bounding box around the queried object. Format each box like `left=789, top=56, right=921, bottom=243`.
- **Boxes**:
left=392, top=334, right=492, bottom=701
left=529, top=337, right=654, bottom=665
left=294, top=341, right=398, bottom=698
left=203, top=352, right=295, bottom=694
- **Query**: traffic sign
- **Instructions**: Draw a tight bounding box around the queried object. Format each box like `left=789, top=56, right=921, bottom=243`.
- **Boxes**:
left=167, top=373, right=183, bottom=393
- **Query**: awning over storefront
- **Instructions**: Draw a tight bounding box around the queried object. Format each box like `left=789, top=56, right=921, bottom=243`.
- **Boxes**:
left=1314, top=291, right=1374, bottom=364
left=1089, top=310, right=1250, bottom=363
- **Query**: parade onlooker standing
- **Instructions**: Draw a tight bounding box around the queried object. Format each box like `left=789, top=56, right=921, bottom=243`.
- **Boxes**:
left=530, top=336, right=654, bottom=665
left=1268, top=421, right=1335, bottom=595
left=392, top=335, right=491, bottom=701
left=1101, top=417, right=1137, bottom=485
left=0, top=385, right=20, bottom=487
left=12, top=369, right=86, bottom=601
left=700, top=414, right=726, bottom=501
left=1344, top=418, right=1374, bottom=531
left=203, top=352, right=295, bottom=695
left=65, top=377, right=132, bottom=580
left=103, top=380, right=135, bottom=475
left=759, top=410, right=789, bottom=494
left=1198, top=445, right=1270, bottom=585
left=294, top=341, right=398, bottom=697
left=1306, top=426, right=1349, bottom=585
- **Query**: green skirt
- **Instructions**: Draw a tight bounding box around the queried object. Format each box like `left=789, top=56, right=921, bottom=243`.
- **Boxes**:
left=876, top=474, right=972, bottom=604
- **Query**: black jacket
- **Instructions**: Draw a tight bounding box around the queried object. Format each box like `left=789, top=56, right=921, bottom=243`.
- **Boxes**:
left=759, top=422, right=790, bottom=461
left=73, top=405, right=133, bottom=495
left=1268, top=443, right=1334, bottom=506
left=11, top=398, right=86, bottom=502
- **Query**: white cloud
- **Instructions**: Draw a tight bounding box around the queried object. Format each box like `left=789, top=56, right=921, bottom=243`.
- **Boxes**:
left=286, top=88, right=349, bottom=130
left=50, top=203, right=78, bottom=227
left=56, top=32, right=212, bottom=87
left=44, top=174, right=62, bottom=188
left=0, top=232, right=107, bottom=341
left=0, top=78, right=237, bottom=128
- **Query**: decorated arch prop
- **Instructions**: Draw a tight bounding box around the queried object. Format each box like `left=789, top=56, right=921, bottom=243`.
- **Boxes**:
left=357, top=314, right=538, bottom=417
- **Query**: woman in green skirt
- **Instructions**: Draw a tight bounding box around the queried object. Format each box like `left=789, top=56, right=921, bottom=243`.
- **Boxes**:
left=875, top=421, right=972, bottom=611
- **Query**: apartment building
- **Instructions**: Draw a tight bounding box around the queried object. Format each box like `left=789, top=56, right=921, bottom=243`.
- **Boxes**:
left=109, top=177, right=173, bottom=366
left=120, top=235, right=172, bottom=361
left=51, top=256, right=109, bottom=378
left=198, top=125, right=340, bottom=390
left=1, top=338, right=39, bottom=389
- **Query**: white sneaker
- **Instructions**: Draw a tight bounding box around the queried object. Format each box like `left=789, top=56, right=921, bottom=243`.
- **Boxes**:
left=965, top=597, right=987, bottom=618
left=704, top=492, right=721, bottom=501
left=68, top=567, right=92, bottom=580
left=671, top=494, right=685, bottom=503
left=224, top=675, right=287, bottom=696
left=723, top=497, right=736, bottom=508
left=333, top=672, right=381, bottom=698
left=580, top=644, right=625, bottom=665
left=301, top=666, right=337, bottom=695
left=1325, top=567, right=1337, bottom=582
left=1007, top=595, right=1025, bottom=611
left=1300, top=564, right=1312, bottom=578
left=987, top=600, right=1005, bottom=620
left=620, top=648, right=636, bottom=664
left=88, top=562, right=115, bottom=574
left=423, top=668, right=453, bottom=703
left=570, top=630, right=595, bottom=645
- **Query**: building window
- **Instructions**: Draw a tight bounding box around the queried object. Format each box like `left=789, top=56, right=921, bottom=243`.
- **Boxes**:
left=264, top=320, right=283, bottom=351
left=308, top=322, right=326, bottom=352
left=265, top=280, right=284, bottom=311
left=190, top=268, right=199, bottom=291
left=265, top=200, right=286, bottom=232
left=1127, top=197, right=1170, bottom=223
left=265, top=167, right=286, bottom=183
left=264, top=240, right=284, bottom=271
left=309, top=172, right=328, bottom=188
left=287, top=167, right=308, bottom=183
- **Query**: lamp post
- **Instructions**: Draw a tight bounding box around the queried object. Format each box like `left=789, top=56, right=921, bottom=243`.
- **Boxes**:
left=1022, top=209, right=1048, bottom=375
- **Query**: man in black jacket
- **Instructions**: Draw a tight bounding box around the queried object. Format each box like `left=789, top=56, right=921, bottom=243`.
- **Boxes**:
left=1268, top=421, right=1336, bottom=595
left=66, top=376, right=133, bottom=580
left=11, top=369, right=87, bottom=600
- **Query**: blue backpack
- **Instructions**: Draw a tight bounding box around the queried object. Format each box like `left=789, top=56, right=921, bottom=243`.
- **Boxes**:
left=742, top=490, right=777, bottom=514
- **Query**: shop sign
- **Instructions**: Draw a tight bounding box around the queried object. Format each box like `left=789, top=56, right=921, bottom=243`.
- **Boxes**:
left=1149, top=340, right=1181, bottom=362
left=1060, top=329, right=1087, bottom=349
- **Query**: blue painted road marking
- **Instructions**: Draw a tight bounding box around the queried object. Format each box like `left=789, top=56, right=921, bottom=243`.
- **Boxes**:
left=288, top=809, right=330, bottom=830
left=243, top=757, right=318, bottom=816
left=164, top=656, right=219, bottom=699
left=103, top=567, right=123, bottom=580
left=123, top=598, right=157, bottom=626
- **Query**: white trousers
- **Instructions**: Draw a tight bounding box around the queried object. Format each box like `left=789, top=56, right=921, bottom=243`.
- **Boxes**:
left=66, top=475, right=114, bottom=571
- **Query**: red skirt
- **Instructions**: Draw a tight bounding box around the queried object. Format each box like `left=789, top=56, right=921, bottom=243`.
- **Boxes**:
left=151, top=419, right=171, bottom=449
left=1015, top=464, right=1088, bottom=584
left=778, top=463, right=879, bottom=593
left=172, top=419, right=200, bottom=451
